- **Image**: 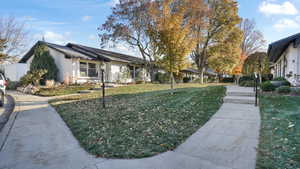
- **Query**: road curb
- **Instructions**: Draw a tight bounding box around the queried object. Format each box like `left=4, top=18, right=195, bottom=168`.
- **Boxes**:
left=0, top=95, right=17, bottom=152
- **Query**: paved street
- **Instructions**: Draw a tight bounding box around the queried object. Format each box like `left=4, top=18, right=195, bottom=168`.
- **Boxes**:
left=0, top=87, right=260, bottom=169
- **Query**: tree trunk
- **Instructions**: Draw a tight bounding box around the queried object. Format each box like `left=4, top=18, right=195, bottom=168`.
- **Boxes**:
left=170, top=72, right=175, bottom=93
left=199, top=67, right=204, bottom=84
left=149, top=64, right=156, bottom=82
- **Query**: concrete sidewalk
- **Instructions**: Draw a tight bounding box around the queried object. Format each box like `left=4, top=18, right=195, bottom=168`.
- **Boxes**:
left=0, top=86, right=260, bottom=169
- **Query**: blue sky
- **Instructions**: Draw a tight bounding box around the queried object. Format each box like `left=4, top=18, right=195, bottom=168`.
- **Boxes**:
left=1, top=0, right=300, bottom=56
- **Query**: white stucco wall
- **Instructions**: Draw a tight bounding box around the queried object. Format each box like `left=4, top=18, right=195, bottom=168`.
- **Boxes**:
left=49, top=48, right=74, bottom=82
left=273, top=43, right=300, bottom=86
left=25, top=46, right=151, bottom=84
left=26, top=47, right=73, bottom=83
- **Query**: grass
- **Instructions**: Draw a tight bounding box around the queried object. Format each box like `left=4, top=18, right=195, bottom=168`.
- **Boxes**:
left=37, top=84, right=95, bottom=96
left=50, top=84, right=226, bottom=158
left=257, top=95, right=300, bottom=169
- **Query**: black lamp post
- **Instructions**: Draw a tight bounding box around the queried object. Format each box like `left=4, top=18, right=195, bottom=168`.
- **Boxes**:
left=101, top=69, right=105, bottom=108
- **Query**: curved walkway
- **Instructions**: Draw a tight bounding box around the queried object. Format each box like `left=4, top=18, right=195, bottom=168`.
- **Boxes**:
left=0, top=86, right=260, bottom=169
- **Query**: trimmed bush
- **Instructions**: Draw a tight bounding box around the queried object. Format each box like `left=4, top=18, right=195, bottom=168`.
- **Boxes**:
left=276, top=86, right=291, bottom=94
left=239, top=75, right=271, bottom=85
left=273, top=77, right=286, bottom=81
left=30, top=44, right=58, bottom=82
left=154, top=72, right=169, bottom=84
left=240, top=80, right=255, bottom=87
left=183, top=77, right=191, bottom=83
left=239, top=76, right=254, bottom=85
left=261, top=81, right=276, bottom=92
left=6, top=81, right=20, bottom=90
left=220, top=77, right=234, bottom=83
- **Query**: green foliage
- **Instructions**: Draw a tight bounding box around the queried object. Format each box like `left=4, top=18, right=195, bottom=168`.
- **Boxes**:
left=37, top=83, right=95, bottom=96
left=242, top=52, right=269, bottom=75
left=239, top=80, right=255, bottom=87
left=239, top=76, right=254, bottom=85
left=30, top=44, right=58, bottom=81
left=220, top=77, right=234, bottom=83
left=20, top=69, right=48, bottom=86
left=183, top=77, right=191, bottom=83
left=51, top=85, right=226, bottom=158
left=239, top=75, right=271, bottom=85
left=261, top=81, right=276, bottom=92
left=6, top=81, right=20, bottom=90
left=271, top=78, right=291, bottom=87
left=154, top=72, right=170, bottom=84
left=276, top=86, right=291, bottom=94
left=273, top=77, right=286, bottom=81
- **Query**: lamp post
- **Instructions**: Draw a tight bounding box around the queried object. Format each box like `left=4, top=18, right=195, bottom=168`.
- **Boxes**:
left=254, top=72, right=258, bottom=106
left=101, top=68, right=105, bottom=108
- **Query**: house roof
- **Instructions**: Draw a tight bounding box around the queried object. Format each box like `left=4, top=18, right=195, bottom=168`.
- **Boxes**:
left=66, top=43, right=145, bottom=64
left=19, top=41, right=145, bottom=64
left=181, top=68, right=199, bottom=74
left=268, top=32, right=300, bottom=63
left=180, top=68, right=217, bottom=76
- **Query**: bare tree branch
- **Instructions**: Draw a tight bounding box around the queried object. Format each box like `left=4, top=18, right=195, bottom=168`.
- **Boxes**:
left=0, top=16, right=29, bottom=63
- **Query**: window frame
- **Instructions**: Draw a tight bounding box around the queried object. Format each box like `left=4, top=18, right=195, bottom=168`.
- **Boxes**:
left=79, top=61, right=99, bottom=78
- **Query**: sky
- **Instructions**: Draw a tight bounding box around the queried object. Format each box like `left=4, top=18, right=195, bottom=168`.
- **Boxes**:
left=1, top=0, right=300, bottom=57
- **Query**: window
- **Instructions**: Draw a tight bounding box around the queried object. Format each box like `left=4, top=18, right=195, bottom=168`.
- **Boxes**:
left=80, top=62, right=87, bottom=77
left=80, top=61, right=98, bottom=77
left=88, top=63, right=98, bottom=77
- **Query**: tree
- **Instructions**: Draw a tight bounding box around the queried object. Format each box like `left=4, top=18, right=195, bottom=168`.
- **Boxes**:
left=242, top=52, right=269, bottom=82
left=240, top=19, right=266, bottom=57
left=0, top=16, right=29, bottom=63
left=232, top=19, right=266, bottom=78
left=99, top=0, right=158, bottom=81
left=148, top=0, right=195, bottom=91
left=191, top=0, right=241, bottom=84
left=30, top=44, right=59, bottom=82
left=208, top=27, right=243, bottom=75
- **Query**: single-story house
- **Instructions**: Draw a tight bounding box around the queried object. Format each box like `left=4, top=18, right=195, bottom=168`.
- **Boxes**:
left=19, top=41, right=151, bottom=84
left=268, top=33, right=300, bottom=86
left=181, top=68, right=217, bottom=80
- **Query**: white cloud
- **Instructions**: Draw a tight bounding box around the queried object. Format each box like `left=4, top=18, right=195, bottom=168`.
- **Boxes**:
left=34, top=31, right=73, bottom=45
left=88, top=34, right=97, bottom=40
left=259, top=1, right=298, bottom=15
left=273, top=18, right=300, bottom=31
left=108, top=0, right=119, bottom=6
left=81, top=15, right=92, bottom=22
left=22, top=16, right=38, bottom=21
left=105, top=42, right=141, bottom=58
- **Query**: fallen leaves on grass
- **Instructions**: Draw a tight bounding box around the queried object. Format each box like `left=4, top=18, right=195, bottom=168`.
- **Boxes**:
left=51, top=85, right=225, bottom=159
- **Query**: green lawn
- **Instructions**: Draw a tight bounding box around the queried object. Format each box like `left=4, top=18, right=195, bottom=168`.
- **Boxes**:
left=37, top=84, right=95, bottom=96
left=257, top=95, right=300, bottom=169
left=51, top=84, right=226, bottom=158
